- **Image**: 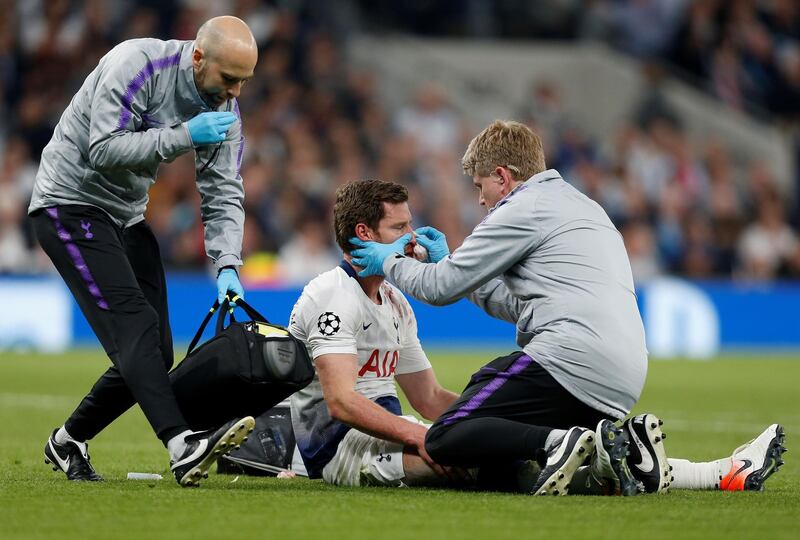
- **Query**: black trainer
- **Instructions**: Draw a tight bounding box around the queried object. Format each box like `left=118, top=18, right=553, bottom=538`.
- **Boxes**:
left=171, top=416, right=255, bottom=487
left=622, top=413, right=671, bottom=493
left=44, top=429, right=103, bottom=481
left=530, top=426, right=595, bottom=496
left=590, top=419, right=642, bottom=496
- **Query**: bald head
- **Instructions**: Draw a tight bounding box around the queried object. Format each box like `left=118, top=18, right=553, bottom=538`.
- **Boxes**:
left=196, top=16, right=257, bottom=62
left=193, top=16, right=258, bottom=107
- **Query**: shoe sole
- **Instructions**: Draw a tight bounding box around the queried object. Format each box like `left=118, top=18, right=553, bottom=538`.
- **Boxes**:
left=744, top=424, right=786, bottom=491
left=627, top=414, right=671, bottom=493
left=597, top=420, right=640, bottom=496
left=534, top=429, right=595, bottom=496
left=179, top=417, right=255, bottom=487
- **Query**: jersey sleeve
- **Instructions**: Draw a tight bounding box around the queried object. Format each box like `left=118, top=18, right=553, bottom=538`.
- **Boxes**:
left=87, top=43, right=192, bottom=170
left=297, top=287, right=362, bottom=359
left=396, top=298, right=432, bottom=375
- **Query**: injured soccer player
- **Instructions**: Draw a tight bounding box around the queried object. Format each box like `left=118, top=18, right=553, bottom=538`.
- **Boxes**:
left=287, top=179, right=471, bottom=488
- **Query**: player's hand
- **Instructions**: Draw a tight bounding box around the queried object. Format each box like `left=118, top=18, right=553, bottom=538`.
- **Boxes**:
left=187, top=112, right=237, bottom=145
left=414, top=226, right=450, bottom=263
left=217, top=267, right=244, bottom=307
left=350, top=234, right=412, bottom=277
left=412, top=434, right=470, bottom=482
left=406, top=427, right=447, bottom=475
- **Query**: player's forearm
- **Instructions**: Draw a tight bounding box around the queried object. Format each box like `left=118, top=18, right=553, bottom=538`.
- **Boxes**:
left=327, top=392, right=424, bottom=447
left=430, top=388, right=459, bottom=418
left=414, top=388, right=459, bottom=420
left=88, top=126, right=192, bottom=170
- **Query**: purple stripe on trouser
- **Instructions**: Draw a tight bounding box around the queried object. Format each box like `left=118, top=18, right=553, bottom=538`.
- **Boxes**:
left=116, top=53, right=182, bottom=130
left=442, top=354, right=535, bottom=425
left=45, top=208, right=109, bottom=310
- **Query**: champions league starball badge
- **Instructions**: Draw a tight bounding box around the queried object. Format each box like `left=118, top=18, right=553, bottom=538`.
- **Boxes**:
left=317, top=312, right=341, bottom=336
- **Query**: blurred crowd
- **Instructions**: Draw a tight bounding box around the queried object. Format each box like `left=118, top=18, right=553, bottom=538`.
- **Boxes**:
left=583, top=0, right=800, bottom=122
left=1, top=0, right=799, bottom=285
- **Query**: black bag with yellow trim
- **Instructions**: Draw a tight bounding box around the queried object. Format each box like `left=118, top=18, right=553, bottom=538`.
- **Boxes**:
left=169, top=296, right=313, bottom=431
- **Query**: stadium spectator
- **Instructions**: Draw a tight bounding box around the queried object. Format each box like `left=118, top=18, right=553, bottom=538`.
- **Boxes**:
left=737, top=191, right=800, bottom=280
left=277, top=218, right=341, bottom=285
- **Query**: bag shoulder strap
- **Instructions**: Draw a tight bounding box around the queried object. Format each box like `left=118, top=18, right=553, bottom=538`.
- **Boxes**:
left=186, top=301, right=221, bottom=355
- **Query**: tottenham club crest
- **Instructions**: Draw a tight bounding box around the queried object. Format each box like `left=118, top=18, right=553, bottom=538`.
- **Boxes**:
left=317, top=312, right=341, bottom=336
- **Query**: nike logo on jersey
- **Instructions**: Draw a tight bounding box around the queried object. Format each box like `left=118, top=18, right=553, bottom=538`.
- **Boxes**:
left=627, top=424, right=654, bottom=472
left=362, top=322, right=372, bottom=330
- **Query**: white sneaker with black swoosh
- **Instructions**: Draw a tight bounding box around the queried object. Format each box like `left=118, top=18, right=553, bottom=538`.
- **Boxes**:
left=720, top=424, right=786, bottom=491
left=171, top=416, right=255, bottom=487
left=530, top=426, right=595, bottom=496
left=622, top=414, right=671, bottom=493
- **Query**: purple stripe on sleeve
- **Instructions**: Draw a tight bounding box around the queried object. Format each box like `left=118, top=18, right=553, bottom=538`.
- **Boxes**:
left=441, top=354, right=534, bottom=425
left=115, top=53, right=182, bottom=131
left=45, top=208, right=110, bottom=311
left=233, top=100, right=244, bottom=176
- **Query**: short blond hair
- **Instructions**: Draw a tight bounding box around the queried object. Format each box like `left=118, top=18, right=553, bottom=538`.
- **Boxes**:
left=461, top=120, right=546, bottom=180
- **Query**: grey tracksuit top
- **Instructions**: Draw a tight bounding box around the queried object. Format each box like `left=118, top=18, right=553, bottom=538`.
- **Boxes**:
left=384, top=169, right=648, bottom=418
left=28, top=38, right=245, bottom=270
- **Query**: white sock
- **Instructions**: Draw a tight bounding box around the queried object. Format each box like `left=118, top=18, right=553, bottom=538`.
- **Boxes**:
left=668, top=457, right=731, bottom=490
left=545, top=429, right=568, bottom=452
left=167, top=430, right=193, bottom=461
left=54, top=425, right=80, bottom=444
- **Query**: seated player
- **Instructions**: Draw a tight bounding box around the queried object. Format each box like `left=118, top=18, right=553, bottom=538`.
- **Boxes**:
left=288, top=179, right=468, bottom=488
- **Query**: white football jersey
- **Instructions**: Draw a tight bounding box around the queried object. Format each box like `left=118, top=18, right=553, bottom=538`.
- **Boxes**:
left=288, top=261, right=431, bottom=477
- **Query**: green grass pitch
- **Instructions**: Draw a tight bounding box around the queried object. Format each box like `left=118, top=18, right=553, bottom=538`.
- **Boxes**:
left=1, top=350, right=797, bottom=540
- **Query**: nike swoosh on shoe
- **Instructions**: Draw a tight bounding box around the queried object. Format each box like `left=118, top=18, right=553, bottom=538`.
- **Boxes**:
left=628, top=424, right=654, bottom=472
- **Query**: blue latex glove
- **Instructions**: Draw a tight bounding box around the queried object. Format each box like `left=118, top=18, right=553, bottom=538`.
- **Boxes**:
left=414, top=226, right=450, bottom=263
left=187, top=112, right=237, bottom=145
left=350, top=234, right=412, bottom=277
left=217, top=268, right=244, bottom=307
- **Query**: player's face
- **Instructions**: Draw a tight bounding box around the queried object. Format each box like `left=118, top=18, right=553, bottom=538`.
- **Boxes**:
left=473, top=173, right=504, bottom=210
left=372, top=202, right=417, bottom=257
left=193, top=48, right=256, bottom=107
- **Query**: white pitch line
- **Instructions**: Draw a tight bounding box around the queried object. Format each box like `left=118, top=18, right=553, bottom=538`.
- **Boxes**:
left=0, top=393, right=77, bottom=410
